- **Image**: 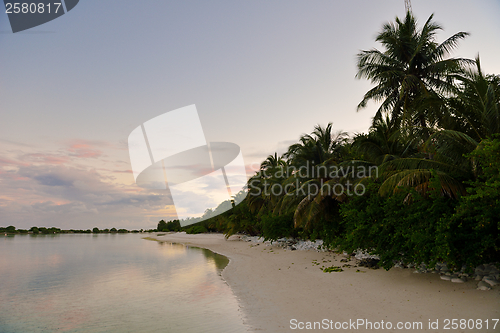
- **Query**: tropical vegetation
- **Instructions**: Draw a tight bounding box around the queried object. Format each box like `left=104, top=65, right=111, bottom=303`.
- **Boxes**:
left=163, top=10, right=500, bottom=271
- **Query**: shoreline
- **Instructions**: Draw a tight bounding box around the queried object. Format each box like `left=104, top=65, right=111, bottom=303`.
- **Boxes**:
left=148, top=232, right=500, bottom=332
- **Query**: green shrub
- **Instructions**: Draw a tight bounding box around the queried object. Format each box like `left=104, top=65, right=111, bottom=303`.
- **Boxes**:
left=185, top=225, right=208, bottom=234
left=437, top=137, right=500, bottom=269
left=259, top=213, right=294, bottom=241
left=337, top=177, right=456, bottom=270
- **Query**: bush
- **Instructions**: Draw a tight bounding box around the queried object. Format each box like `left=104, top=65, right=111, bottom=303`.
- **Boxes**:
left=437, top=137, right=500, bottom=269
left=259, top=213, right=294, bottom=241
left=337, top=178, right=456, bottom=270
left=185, top=225, right=208, bottom=234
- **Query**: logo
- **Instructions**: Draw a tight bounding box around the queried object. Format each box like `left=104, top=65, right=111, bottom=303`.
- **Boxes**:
left=3, top=0, right=79, bottom=33
left=127, top=105, right=248, bottom=227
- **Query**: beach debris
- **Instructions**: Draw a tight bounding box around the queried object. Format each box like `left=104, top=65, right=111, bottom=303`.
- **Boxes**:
left=240, top=236, right=325, bottom=252
left=353, top=250, right=380, bottom=261
left=451, top=276, right=466, bottom=283
left=477, top=281, right=492, bottom=291
left=322, top=266, right=343, bottom=273
left=357, top=258, right=380, bottom=269
left=239, top=235, right=498, bottom=291
left=482, top=276, right=499, bottom=287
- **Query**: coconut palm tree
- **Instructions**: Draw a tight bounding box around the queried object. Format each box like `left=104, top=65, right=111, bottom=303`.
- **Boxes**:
left=285, top=123, right=348, bottom=167
left=356, top=11, right=471, bottom=137
left=246, top=153, right=289, bottom=216
left=376, top=58, right=500, bottom=199
left=260, top=152, right=287, bottom=172
left=447, top=56, right=500, bottom=141
left=352, top=115, right=417, bottom=165
left=278, top=124, right=353, bottom=228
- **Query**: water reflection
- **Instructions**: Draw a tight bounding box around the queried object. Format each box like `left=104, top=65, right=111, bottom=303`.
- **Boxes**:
left=0, top=234, right=248, bottom=333
left=154, top=240, right=229, bottom=272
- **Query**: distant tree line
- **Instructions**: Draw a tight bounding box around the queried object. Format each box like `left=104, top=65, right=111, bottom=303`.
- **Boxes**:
left=156, top=219, right=208, bottom=234
left=0, top=226, right=148, bottom=234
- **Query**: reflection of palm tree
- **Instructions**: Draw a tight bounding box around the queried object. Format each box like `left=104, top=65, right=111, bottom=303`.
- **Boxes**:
left=356, top=11, right=470, bottom=136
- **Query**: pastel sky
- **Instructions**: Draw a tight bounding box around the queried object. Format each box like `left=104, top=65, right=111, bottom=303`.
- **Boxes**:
left=1, top=0, right=499, bottom=229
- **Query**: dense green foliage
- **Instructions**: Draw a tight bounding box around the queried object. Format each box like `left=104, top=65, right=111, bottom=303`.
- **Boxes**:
left=436, top=137, right=500, bottom=269
left=337, top=177, right=457, bottom=269
left=157, top=220, right=181, bottom=232
left=170, top=11, right=500, bottom=270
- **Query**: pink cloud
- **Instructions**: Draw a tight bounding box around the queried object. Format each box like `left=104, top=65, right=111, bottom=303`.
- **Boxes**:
left=67, top=143, right=103, bottom=159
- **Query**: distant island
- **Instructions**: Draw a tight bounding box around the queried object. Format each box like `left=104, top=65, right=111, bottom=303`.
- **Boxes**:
left=1, top=226, right=145, bottom=234
left=1, top=220, right=196, bottom=235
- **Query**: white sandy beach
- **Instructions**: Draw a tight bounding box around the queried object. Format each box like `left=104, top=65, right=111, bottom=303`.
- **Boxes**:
left=149, top=232, right=500, bottom=332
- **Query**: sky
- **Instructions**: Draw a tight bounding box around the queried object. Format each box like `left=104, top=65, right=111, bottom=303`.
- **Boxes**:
left=1, top=0, right=499, bottom=229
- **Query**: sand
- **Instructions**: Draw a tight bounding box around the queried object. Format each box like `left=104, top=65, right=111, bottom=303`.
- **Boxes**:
left=149, top=232, right=500, bottom=332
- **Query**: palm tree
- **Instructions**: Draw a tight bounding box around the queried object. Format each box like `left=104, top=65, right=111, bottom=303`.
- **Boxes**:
left=279, top=124, right=352, bottom=228
left=247, top=153, right=289, bottom=216
left=352, top=115, right=417, bottom=165
left=285, top=123, right=348, bottom=167
left=260, top=152, right=287, bottom=171
left=356, top=11, right=471, bottom=137
left=375, top=57, right=500, bottom=199
left=245, top=124, right=351, bottom=229
left=447, top=56, right=500, bottom=141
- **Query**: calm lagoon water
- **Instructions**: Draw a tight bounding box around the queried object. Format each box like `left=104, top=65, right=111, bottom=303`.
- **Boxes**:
left=0, top=234, right=249, bottom=333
